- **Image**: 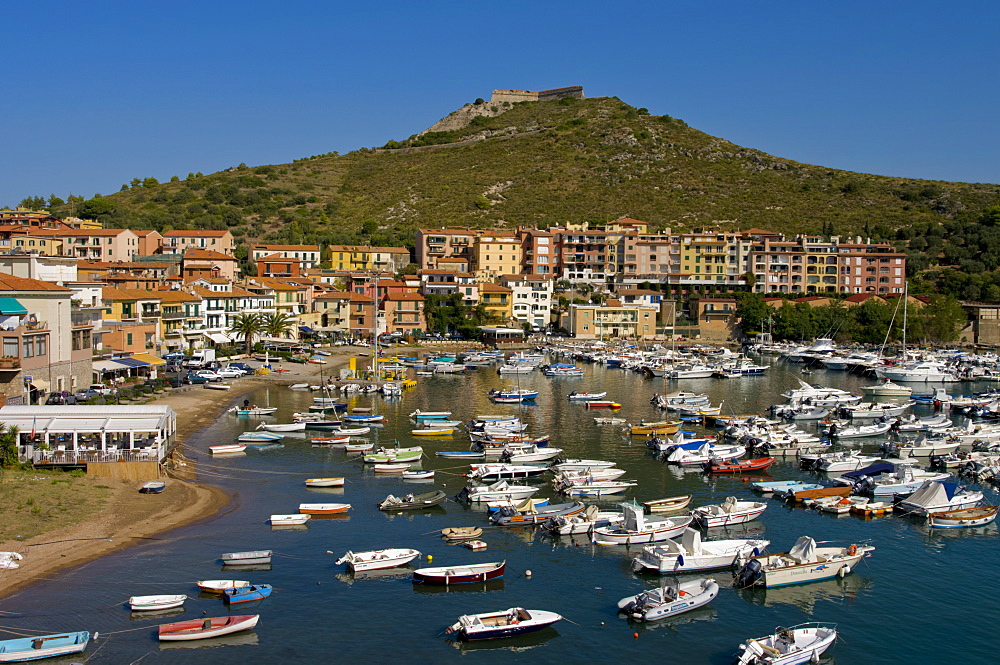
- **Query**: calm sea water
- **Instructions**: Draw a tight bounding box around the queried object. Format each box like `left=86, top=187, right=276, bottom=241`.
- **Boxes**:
left=4, top=358, right=999, bottom=664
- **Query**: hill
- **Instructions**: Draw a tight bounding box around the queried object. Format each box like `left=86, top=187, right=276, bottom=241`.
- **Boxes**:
left=51, top=96, right=1000, bottom=253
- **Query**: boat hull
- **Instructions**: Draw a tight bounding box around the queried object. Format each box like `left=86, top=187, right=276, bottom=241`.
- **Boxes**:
left=158, top=615, right=259, bottom=641
left=412, top=561, right=506, bottom=585
left=0, top=632, right=90, bottom=662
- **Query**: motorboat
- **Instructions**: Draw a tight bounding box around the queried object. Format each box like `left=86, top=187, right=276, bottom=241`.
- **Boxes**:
left=630, top=528, right=769, bottom=574
left=664, top=443, right=745, bottom=467
left=334, top=548, right=421, bottom=571
left=734, top=623, right=838, bottom=665
left=861, top=379, right=913, bottom=397
left=209, top=444, right=247, bottom=455
left=129, top=594, right=187, bottom=611
left=467, top=464, right=547, bottom=481
left=259, top=422, right=306, bottom=432
left=559, top=480, right=637, bottom=497
left=592, top=503, right=693, bottom=545
left=552, top=459, right=617, bottom=472
left=270, top=514, right=311, bottom=525
left=733, top=536, right=874, bottom=588
left=446, top=607, right=562, bottom=641
left=617, top=578, right=719, bottom=622
left=825, top=422, right=892, bottom=439
left=409, top=410, right=452, bottom=420
left=458, top=480, right=539, bottom=503
left=691, top=497, right=767, bottom=528
left=543, top=504, right=624, bottom=535
left=568, top=391, right=607, bottom=400
left=220, top=550, right=272, bottom=566
left=158, top=615, right=259, bottom=641
left=894, top=480, right=984, bottom=516
left=489, top=501, right=586, bottom=527
left=553, top=468, right=627, bottom=486
left=706, top=457, right=775, bottom=474
left=498, top=445, right=563, bottom=464
left=813, top=451, right=881, bottom=473
left=377, top=490, right=447, bottom=511
left=402, top=469, right=435, bottom=480
left=750, top=480, right=810, bottom=495
left=876, top=360, right=959, bottom=383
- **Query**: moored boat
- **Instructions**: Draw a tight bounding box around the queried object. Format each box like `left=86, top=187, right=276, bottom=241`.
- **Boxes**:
left=128, top=594, right=187, bottom=611
left=334, top=548, right=421, bottom=571
left=691, top=497, right=767, bottom=528
left=734, top=623, right=838, bottom=665
left=378, top=490, right=448, bottom=511
left=304, top=477, right=344, bottom=487
left=733, top=536, right=874, bottom=588
left=0, top=631, right=91, bottom=661
left=446, top=608, right=562, bottom=641
left=197, top=579, right=250, bottom=593
left=223, top=584, right=272, bottom=605
left=642, top=495, right=693, bottom=513
left=592, top=503, right=693, bottom=545
left=705, top=457, right=774, bottom=474
left=617, top=578, right=719, bottom=621
left=441, top=526, right=483, bottom=540
left=220, top=550, right=272, bottom=566
left=209, top=444, right=246, bottom=455
left=270, top=514, right=311, bottom=525
left=412, top=560, right=506, bottom=585
left=158, top=614, right=260, bottom=641
left=928, top=505, right=999, bottom=528
left=298, top=503, right=351, bottom=515
left=631, top=528, right=769, bottom=574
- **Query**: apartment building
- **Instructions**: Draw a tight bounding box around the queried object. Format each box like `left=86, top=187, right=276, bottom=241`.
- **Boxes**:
left=419, top=271, right=479, bottom=305
left=161, top=230, right=234, bottom=256
left=473, top=234, right=521, bottom=283
left=252, top=244, right=321, bottom=270
left=478, top=283, right=513, bottom=323
left=553, top=229, right=610, bottom=284
left=381, top=292, right=427, bottom=336
left=415, top=228, right=478, bottom=270
left=518, top=229, right=556, bottom=276
left=501, top=274, right=553, bottom=330
left=36, top=228, right=140, bottom=262
left=562, top=301, right=659, bottom=340
left=181, top=249, right=239, bottom=281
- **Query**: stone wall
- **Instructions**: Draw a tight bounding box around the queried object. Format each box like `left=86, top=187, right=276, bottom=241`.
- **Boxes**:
left=490, top=86, right=584, bottom=104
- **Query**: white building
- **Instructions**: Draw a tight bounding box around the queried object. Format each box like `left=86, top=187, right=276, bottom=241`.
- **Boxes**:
left=501, top=273, right=553, bottom=330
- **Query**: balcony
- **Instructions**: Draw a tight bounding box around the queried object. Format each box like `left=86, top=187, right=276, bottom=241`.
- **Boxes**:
left=140, top=309, right=161, bottom=318
left=0, top=357, right=20, bottom=370
left=24, top=320, right=48, bottom=331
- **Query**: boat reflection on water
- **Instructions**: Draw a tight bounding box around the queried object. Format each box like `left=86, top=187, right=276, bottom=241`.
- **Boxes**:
left=308, top=513, right=351, bottom=521
left=159, top=631, right=259, bottom=651
left=335, top=567, right=415, bottom=585
left=380, top=508, right=446, bottom=521
left=624, top=604, right=717, bottom=631
left=447, top=626, right=558, bottom=652
left=270, top=523, right=309, bottom=531
left=305, top=486, right=346, bottom=495
left=736, top=574, right=874, bottom=611
left=703, top=522, right=767, bottom=541
left=925, top=521, right=999, bottom=540
left=221, top=563, right=272, bottom=573
left=412, top=579, right=505, bottom=595
left=129, top=606, right=185, bottom=622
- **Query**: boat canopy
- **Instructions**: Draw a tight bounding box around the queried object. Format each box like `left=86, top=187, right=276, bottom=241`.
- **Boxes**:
left=904, top=480, right=960, bottom=506
left=788, top=536, right=817, bottom=564
left=679, top=527, right=702, bottom=554
left=841, top=462, right=895, bottom=479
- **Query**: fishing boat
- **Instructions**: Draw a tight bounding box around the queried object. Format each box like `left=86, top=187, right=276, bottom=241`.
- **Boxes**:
left=270, top=514, right=311, bottom=525
left=220, top=550, right=273, bottom=566
left=223, top=584, right=272, bottom=605
left=568, top=391, right=608, bottom=400
left=617, top=578, right=720, bottom=622
left=209, top=444, right=246, bottom=455
left=553, top=459, right=618, bottom=472
left=631, top=528, right=769, bottom=574
left=139, top=480, right=166, bottom=494
left=928, top=505, right=999, bottom=528
left=412, top=560, right=506, bottom=585
left=304, top=477, right=344, bottom=487
left=402, top=469, right=435, bottom=480
left=128, top=594, right=187, bottom=611
left=458, top=480, right=540, bottom=503
left=692, top=498, right=767, bottom=527
left=259, top=422, right=306, bottom=432
left=377, top=490, right=448, bottom=511
left=467, top=464, right=547, bottom=481
left=894, top=480, right=984, bottom=516
left=643, top=495, right=693, bottom=513
left=0, top=631, right=91, bottom=660
left=309, top=436, right=351, bottom=445
left=334, top=548, right=422, bottom=571
left=733, top=536, right=874, bottom=588
left=706, top=457, right=775, bottom=474
left=441, top=526, right=483, bottom=541
left=298, top=503, right=351, bottom=515
left=592, top=504, right=694, bottom=545
left=446, top=608, right=562, bottom=641
left=734, top=623, right=839, bottom=665
left=436, top=451, right=486, bottom=460
left=197, top=579, right=250, bottom=593
left=489, top=501, right=586, bottom=527
left=158, top=615, right=260, bottom=641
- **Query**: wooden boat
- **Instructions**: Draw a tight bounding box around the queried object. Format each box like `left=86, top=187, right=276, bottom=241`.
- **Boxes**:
left=158, top=614, right=260, bottom=641
left=309, top=436, right=351, bottom=445
left=209, top=444, right=246, bottom=455
left=270, top=512, right=311, bottom=525
left=196, top=579, right=250, bottom=593
left=735, top=623, right=838, bottom=665
left=692, top=497, right=768, bottom=527
left=706, top=457, right=775, bottom=474
left=441, top=526, right=483, bottom=540
left=446, top=607, right=562, bottom=641
left=617, top=578, right=720, bottom=622
left=789, top=485, right=853, bottom=502
left=411, top=427, right=454, bottom=436
left=928, top=505, right=999, bottom=528
left=260, top=422, right=306, bottom=432
left=410, top=410, right=452, bottom=420
left=298, top=503, right=351, bottom=515
left=0, top=631, right=91, bottom=660
left=402, top=469, right=435, bottom=480
left=223, top=584, right=272, bottom=605
left=344, top=442, right=375, bottom=453
left=631, top=528, right=769, bottom=574
left=489, top=501, right=586, bottom=527
left=220, top=550, right=272, bottom=566
left=851, top=501, right=893, bottom=516
left=334, top=548, right=421, bottom=571
left=139, top=480, right=166, bottom=493
left=629, top=420, right=682, bottom=436
left=204, top=383, right=231, bottom=390
left=304, top=477, right=344, bottom=487
left=733, top=536, right=874, bottom=588
left=412, top=560, right=506, bottom=585
left=378, top=490, right=447, bottom=511
left=643, top=495, right=693, bottom=513
left=236, top=407, right=278, bottom=416
left=128, top=594, right=187, bottom=611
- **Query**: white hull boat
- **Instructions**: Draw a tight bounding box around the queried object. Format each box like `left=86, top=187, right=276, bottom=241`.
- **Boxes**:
left=129, top=594, right=187, bottom=611
left=691, top=497, right=767, bottom=528
left=459, top=480, right=540, bottom=503
left=270, top=514, right=311, bottom=525
left=894, top=480, right=984, bottom=516
left=733, top=537, right=874, bottom=588
left=260, top=422, right=306, bottom=432
left=617, top=578, right=719, bottom=621
left=560, top=480, right=637, bottom=497
left=592, top=504, right=693, bottom=545
left=334, top=548, right=421, bottom=571
left=631, top=528, right=769, bottom=574
left=197, top=579, right=250, bottom=593
left=735, top=623, right=838, bottom=665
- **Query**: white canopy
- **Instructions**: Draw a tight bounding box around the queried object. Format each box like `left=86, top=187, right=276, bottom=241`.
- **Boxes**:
left=788, top=536, right=817, bottom=564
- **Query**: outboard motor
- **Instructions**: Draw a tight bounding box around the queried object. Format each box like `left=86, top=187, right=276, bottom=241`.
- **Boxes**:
left=733, top=559, right=763, bottom=589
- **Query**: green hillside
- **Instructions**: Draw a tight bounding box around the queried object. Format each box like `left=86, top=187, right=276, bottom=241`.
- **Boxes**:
left=49, top=96, right=1000, bottom=255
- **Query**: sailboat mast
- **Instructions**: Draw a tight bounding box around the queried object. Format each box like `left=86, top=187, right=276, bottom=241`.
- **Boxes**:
left=902, top=282, right=907, bottom=360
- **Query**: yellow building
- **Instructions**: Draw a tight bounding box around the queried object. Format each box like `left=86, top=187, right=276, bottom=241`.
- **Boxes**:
left=4, top=235, right=63, bottom=255
left=473, top=235, right=522, bottom=283
left=326, top=246, right=372, bottom=272
left=478, top=283, right=513, bottom=323
left=157, top=291, right=203, bottom=348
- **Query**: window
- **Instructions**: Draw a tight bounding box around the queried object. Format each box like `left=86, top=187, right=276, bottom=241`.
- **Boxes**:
left=23, top=338, right=34, bottom=358
left=3, top=338, right=17, bottom=356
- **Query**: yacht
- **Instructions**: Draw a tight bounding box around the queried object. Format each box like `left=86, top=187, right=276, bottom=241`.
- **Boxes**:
left=876, top=361, right=959, bottom=383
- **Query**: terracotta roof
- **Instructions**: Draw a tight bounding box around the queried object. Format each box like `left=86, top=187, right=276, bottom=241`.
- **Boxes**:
left=617, top=288, right=661, bottom=295
left=251, top=244, right=321, bottom=252
left=692, top=297, right=738, bottom=303
left=133, top=229, right=160, bottom=237
left=162, top=230, right=231, bottom=238
left=157, top=291, right=201, bottom=303
left=33, top=228, right=132, bottom=237
left=793, top=296, right=831, bottom=302
left=0, top=274, right=71, bottom=292
left=258, top=252, right=300, bottom=262
left=185, top=276, right=230, bottom=285
left=386, top=292, right=425, bottom=301
left=501, top=273, right=553, bottom=281
left=436, top=257, right=469, bottom=263
left=605, top=298, right=622, bottom=307
left=183, top=249, right=236, bottom=260
left=315, top=290, right=353, bottom=300
left=479, top=283, right=512, bottom=293
left=101, top=286, right=161, bottom=301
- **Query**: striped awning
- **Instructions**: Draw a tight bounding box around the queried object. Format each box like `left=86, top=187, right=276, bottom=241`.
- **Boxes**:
left=112, top=357, right=148, bottom=368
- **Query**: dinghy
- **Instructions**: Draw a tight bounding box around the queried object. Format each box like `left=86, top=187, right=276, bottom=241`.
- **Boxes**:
left=334, top=548, right=421, bottom=571
left=489, top=501, right=586, bottom=527
left=458, top=480, right=539, bottom=503
left=0, top=631, right=91, bottom=660
left=129, top=594, right=187, bottom=611
left=197, top=579, right=249, bottom=593
left=220, top=550, right=273, bottom=566
left=642, top=495, right=693, bottom=513
left=378, top=490, right=448, bottom=511
left=209, top=444, right=246, bottom=455
left=158, top=615, right=260, bottom=641
left=446, top=607, right=562, bottom=641
left=139, top=481, right=166, bottom=494
left=298, top=503, right=351, bottom=515
left=402, top=469, right=435, bottom=480
left=706, top=457, right=775, bottom=474
left=928, top=505, right=999, bottom=528
left=412, top=560, right=506, bottom=585
left=259, top=422, right=306, bottom=432
left=631, top=528, right=769, bottom=574
left=734, top=623, right=838, bottom=665
left=617, top=578, right=719, bottom=621
left=223, top=584, right=272, bottom=605
left=270, top=514, right=311, bottom=525
left=304, top=477, right=344, bottom=487
left=441, top=526, right=483, bottom=540
left=373, top=463, right=414, bottom=474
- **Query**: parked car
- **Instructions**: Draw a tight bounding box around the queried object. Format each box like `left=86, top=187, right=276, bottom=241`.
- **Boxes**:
left=216, top=368, right=243, bottom=379
left=227, top=362, right=254, bottom=373
left=88, top=383, right=113, bottom=395
left=45, top=393, right=78, bottom=405
left=194, top=370, right=222, bottom=381
left=164, top=376, right=185, bottom=388
left=74, top=389, right=102, bottom=401
left=184, top=373, right=210, bottom=385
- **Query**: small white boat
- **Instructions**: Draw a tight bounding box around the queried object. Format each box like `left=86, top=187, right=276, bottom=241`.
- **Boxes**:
left=373, top=463, right=414, bottom=473
left=894, top=480, right=983, bottom=516
left=826, top=422, right=892, bottom=439
left=733, top=537, right=873, bottom=588
left=459, top=480, right=540, bottom=503
left=928, top=505, right=999, bottom=528
left=334, top=548, right=421, bottom=571
left=617, top=578, right=719, bottom=621
left=402, top=469, right=435, bottom=480
left=128, top=594, right=187, bottom=611
left=204, top=383, right=231, bottom=390
left=593, top=504, right=694, bottom=545
left=209, top=444, right=246, bottom=455
left=446, top=608, right=562, bottom=641
left=197, top=579, right=250, bottom=593
left=304, top=477, right=344, bottom=487
left=0, top=552, right=24, bottom=570
left=220, top=550, right=273, bottom=566
left=552, top=458, right=617, bottom=472
left=861, top=379, right=913, bottom=396
left=344, top=442, right=374, bottom=453
left=560, top=480, right=637, bottom=497
left=270, top=514, right=311, bottom=525
left=260, top=422, right=306, bottom=432
left=643, top=495, right=693, bottom=513
left=333, top=426, right=372, bottom=435
left=735, top=623, right=839, bottom=665
left=691, top=497, right=767, bottom=528
left=631, top=528, right=769, bottom=574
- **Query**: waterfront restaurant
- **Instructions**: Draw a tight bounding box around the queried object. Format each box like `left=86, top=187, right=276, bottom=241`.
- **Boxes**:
left=0, top=405, right=176, bottom=465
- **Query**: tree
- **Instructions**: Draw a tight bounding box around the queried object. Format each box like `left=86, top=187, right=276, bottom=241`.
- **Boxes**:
left=228, top=313, right=263, bottom=354
left=262, top=313, right=295, bottom=339
left=18, top=196, right=46, bottom=210
left=742, top=272, right=757, bottom=289
left=734, top=292, right=769, bottom=337
left=0, top=424, right=19, bottom=467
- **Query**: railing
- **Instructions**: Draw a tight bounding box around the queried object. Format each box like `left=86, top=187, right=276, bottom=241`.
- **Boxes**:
left=33, top=447, right=163, bottom=465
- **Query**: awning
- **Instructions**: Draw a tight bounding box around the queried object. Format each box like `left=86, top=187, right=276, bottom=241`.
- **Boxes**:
left=112, top=357, right=149, bottom=368
left=29, top=378, right=49, bottom=391
left=0, top=297, right=27, bottom=315
left=206, top=332, right=229, bottom=344
left=298, top=325, right=314, bottom=333
left=93, top=360, right=127, bottom=373
left=130, top=353, right=166, bottom=365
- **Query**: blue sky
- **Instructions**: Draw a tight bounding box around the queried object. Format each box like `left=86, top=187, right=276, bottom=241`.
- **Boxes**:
left=3, top=0, right=998, bottom=208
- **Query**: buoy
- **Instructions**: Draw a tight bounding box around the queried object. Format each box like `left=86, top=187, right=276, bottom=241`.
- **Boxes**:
left=838, top=564, right=850, bottom=578
left=525, top=569, right=532, bottom=578
left=600, top=622, right=605, bottom=626
left=633, top=632, right=639, bottom=639
left=427, top=554, right=433, bottom=562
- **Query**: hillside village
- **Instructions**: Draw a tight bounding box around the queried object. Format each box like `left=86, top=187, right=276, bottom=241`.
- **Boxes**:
left=2, top=206, right=999, bottom=407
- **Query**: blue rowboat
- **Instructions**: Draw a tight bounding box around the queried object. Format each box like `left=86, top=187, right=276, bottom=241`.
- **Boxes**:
left=0, top=631, right=91, bottom=661
left=436, top=451, right=486, bottom=459
left=223, top=584, right=273, bottom=605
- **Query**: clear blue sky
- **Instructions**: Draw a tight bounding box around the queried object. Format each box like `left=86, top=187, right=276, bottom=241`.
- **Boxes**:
left=3, top=0, right=998, bottom=208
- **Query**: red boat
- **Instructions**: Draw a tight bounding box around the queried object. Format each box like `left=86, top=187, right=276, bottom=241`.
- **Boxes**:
left=705, top=457, right=775, bottom=474
left=412, top=560, right=506, bottom=585
left=585, top=401, right=622, bottom=409
left=310, top=436, right=351, bottom=444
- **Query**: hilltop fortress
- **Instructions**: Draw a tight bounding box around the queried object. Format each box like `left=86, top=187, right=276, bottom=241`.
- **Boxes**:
left=420, top=86, right=585, bottom=135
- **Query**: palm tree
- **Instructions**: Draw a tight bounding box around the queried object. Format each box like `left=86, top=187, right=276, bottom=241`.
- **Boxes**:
left=0, top=423, right=20, bottom=468
left=228, top=313, right=263, bottom=355
left=263, top=313, right=295, bottom=339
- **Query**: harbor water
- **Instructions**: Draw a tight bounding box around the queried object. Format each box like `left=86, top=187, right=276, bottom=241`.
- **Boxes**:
left=3, top=358, right=999, bottom=663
